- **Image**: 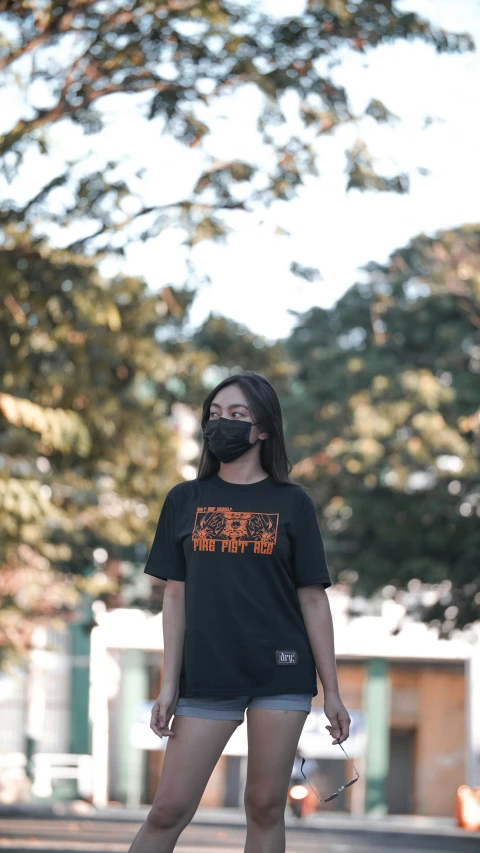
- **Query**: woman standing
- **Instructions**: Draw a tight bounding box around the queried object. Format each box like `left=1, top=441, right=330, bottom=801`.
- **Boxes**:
left=129, top=370, right=351, bottom=853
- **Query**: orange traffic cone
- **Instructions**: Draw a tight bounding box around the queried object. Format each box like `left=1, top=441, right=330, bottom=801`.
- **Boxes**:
left=455, top=784, right=480, bottom=831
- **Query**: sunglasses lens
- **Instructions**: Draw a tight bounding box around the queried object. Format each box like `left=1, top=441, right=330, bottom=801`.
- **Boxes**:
left=344, top=778, right=359, bottom=788
left=323, top=792, right=339, bottom=802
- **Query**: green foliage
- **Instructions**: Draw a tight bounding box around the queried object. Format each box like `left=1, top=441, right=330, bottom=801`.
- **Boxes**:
left=283, top=224, right=480, bottom=637
left=0, top=225, right=212, bottom=665
left=0, top=0, right=474, bottom=255
left=0, top=1, right=478, bottom=662
left=191, top=312, right=295, bottom=393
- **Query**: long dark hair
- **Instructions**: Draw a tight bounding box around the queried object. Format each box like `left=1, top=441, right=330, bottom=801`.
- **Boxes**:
left=196, top=370, right=299, bottom=485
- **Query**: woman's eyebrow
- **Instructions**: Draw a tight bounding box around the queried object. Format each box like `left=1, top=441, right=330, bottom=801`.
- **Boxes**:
left=210, top=402, right=249, bottom=408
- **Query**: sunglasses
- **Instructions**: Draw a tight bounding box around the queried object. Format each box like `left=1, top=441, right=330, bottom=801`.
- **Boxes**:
left=300, top=742, right=360, bottom=804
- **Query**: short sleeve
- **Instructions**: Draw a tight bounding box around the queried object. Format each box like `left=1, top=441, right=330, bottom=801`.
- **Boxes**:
left=144, top=496, right=186, bottom=582
left=292, top=493, right=332, bottom=590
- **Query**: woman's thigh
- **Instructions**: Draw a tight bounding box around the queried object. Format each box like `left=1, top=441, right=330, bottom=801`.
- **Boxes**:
left=244, top=705, right=309, bottom=816
left=149, top=713, right=241, bottom=828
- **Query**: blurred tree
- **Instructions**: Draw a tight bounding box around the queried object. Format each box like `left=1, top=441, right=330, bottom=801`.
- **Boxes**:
left=283, top=223, right=480, bottom=638
left=0, top=0, right=474, bottom=262
left=191, top=312, right=295, bottom=395
left=0, top=225, right=212, bottom=667
left=0, top=0, right=477, bottom=664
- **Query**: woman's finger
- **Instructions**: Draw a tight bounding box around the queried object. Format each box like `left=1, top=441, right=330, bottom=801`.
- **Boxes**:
left=337, top=714, right=350, bottom=744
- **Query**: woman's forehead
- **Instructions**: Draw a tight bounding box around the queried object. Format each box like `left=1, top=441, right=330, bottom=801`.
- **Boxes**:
left=211, top=389, right=249, bottom=407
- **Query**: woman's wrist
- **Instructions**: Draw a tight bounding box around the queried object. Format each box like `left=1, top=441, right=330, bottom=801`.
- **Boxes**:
left=161, top=677, right=179, bottom=689
left=323, top=685, right=340, bottom=698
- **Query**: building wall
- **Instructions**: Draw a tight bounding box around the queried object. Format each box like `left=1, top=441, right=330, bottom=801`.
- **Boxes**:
left=415, top=666, right=465, bottom=816
left=188, top=659, right=466, bottom=815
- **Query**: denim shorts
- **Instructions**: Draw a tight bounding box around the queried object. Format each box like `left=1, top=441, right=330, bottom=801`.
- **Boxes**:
left=173, top=694, right=313, bottom=722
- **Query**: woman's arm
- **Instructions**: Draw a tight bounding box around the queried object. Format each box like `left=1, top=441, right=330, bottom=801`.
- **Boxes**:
left=297, top=585, right=351, bottom=744
left=161, top=580, right=186, bottom=688
left=297, top=585, right=339, bottom=696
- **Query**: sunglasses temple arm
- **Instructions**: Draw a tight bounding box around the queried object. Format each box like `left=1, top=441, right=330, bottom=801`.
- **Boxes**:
left=300, top=769, right=323, bottom=802
left=338, top=742, right=360, bottom=777
left=300, top=758, right=326, bottom=803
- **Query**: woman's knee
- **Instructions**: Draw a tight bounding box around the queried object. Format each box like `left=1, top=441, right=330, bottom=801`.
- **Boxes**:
left=147, top=798, right=195, bottom=831
left=146, top=714, right=241, bottom=831
left=244, top=789, right=286, bottom=826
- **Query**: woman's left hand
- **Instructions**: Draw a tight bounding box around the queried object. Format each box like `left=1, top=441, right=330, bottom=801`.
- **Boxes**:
left=324, top=693, right=351, bottom=745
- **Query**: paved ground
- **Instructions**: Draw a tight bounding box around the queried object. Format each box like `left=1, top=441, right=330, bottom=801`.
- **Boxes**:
left=0, top=805, right=478, bottom=853
left=0, top=816, right=478, bottom=852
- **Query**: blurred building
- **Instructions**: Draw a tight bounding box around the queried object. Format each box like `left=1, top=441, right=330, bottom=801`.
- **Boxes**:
left=1, top=584, right=474, bottom=816
left=95, top=587, right=473, bottom=817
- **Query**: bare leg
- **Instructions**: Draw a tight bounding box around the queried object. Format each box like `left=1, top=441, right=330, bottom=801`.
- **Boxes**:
left=127, top=712, right=241, bottom=853
left=127, top=818, right=182, bottom=853
left=243, top=708, right=309, bottom=853
left=245, top=812, right=286, bottom=853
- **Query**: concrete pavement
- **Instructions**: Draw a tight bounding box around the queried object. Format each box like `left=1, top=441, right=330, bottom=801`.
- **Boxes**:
left=0, top=801, right=475, bottom=841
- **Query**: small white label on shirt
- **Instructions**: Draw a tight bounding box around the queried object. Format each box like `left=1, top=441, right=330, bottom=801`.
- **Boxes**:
left=276, top=650, right=298, bottom=665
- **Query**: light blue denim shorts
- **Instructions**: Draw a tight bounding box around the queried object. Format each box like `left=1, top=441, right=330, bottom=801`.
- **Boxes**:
left=173, top=693, right=313, bottom=722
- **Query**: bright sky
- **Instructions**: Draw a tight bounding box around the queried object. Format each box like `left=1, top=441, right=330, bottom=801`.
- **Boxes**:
left=1, top=0, right=479, bottom=342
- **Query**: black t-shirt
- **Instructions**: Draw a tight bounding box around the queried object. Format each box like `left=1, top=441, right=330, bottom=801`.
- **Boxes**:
left=144, top=472, right=332, bottom=698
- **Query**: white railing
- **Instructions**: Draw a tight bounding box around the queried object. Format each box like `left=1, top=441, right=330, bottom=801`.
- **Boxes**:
left=0, top=752, right=93, bottom=800
left=31, top=753, right=93, bottom=799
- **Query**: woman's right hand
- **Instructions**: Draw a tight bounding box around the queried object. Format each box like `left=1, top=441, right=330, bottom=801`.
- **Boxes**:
left=150, top=683, right=179, bottom=739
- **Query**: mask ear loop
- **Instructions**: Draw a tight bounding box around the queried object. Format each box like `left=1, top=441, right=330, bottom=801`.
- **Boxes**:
left=250, top=421, right=262, bottom=448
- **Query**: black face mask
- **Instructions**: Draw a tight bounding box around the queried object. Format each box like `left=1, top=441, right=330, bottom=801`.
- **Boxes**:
left=203, top=416, right=261, bottom=463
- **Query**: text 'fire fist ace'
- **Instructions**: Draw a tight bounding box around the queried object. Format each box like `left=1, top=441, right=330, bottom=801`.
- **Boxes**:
left=192, top=507, right=279, bottom=555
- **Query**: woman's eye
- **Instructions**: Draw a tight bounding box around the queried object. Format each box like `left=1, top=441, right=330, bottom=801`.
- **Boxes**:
left=209, top=411, right=245, bottom=418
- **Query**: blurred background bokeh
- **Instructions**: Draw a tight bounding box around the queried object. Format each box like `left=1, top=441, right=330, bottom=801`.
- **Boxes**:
left=0, top=0, right=479, bottom=824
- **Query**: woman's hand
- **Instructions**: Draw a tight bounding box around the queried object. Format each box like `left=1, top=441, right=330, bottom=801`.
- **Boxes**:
left=324, top=693, right=351, bottom=745
left=150, top=683, right=179, bottom=739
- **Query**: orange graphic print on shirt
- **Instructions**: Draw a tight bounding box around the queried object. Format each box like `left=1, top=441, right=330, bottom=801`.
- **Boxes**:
left=192, top=506, right=278, bottom=554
